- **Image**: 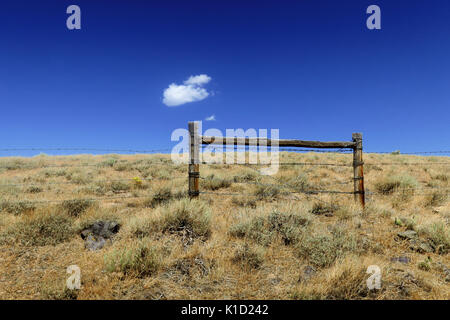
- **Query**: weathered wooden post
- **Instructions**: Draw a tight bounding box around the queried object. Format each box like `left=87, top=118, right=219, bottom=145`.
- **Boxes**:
left=188, top=121, right=200, bottom=198
left=352, top=133, right=365, bottom=208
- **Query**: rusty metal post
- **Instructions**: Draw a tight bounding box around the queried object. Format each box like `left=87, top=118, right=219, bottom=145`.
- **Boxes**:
left=188, top=121, right=200, bottom=198
left=352, top=133, right=365, bottom=208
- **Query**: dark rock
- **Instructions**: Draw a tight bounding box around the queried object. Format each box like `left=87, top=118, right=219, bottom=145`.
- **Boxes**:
left=80, top=221, right=120, bottom=240
left=80, top=220, right=120, bottom=251
left=397, top=230, right=417, bottom=240
left=269, top=277, right=282, bottom=285
left=409, top=239, right=434, bottom=253
left=298, top=265, right=316, bottom=283
left=84, top=234, right=107, bottom=251
left=436, top=262, right=450, bottom=282
left=391, top=256, right=410, bottom=264
left=304, top=265, right=316, bottom=277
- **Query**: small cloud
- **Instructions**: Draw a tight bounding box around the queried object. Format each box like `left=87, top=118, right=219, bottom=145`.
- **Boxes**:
left=163, top=74, right=212, bottom=107
left=184, top=74, right=211, bottom=86
left=205, top=114, right=216, bottom=121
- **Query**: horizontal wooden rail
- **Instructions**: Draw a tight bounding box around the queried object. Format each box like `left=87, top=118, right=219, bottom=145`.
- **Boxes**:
left=201, top=136, right=356, bottom=149
left=189, top=121, right=365, bottom=208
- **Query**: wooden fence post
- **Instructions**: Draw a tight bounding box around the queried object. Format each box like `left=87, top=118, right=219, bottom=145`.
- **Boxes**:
left=188, top=121, right=200, bottom=198
left=352, top=133, right=365, bottom=208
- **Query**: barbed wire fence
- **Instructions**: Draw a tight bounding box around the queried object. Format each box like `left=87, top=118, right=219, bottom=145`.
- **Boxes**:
left=0, top=143, right=449, bottom=209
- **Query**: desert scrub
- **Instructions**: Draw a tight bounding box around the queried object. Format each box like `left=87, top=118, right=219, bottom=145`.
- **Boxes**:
left=159, top=199, right=211, bottom=239
left=109, top=181, right=131, bottom=193
left=433, top=173, right=448, bottom=182
left=295, top=226, right=358, bottom=268
left=113, top=161, right=132, bottom=172
left=41, top=168, right=67, bottom=177
left=104, top=238, right=160, bottom=277
left=0, top=210, right=74, bottom=246
left=232, top=243, right=265, bottom=270
left=294, top=259, right=372, bottom=299
left=0, top=200, right=36, bottom=215
left=143, top=186, right=173, bottom=208
left=43, top=287, right=79, bottom=300
left=98, top=158, right=118, bottom=168
left=394, top=216, right=416, bottom=230
left=310, top=202, right=339, bottom=216
left=374, top=174, right=419, bottom=195
left=231, top=196, right=257, bottom=208
left=65, top=171, right=91, bottom=185
left=233, top=171, right=258, bottom=183
left=253, top=184, right=281, bottom=201
left=25, top=186, right=43, bottom=193
left=419, top=222, right=449, bottom=254
left=59, top=199, right=96, bottom=217
left=423, top=191, right=447, bottom=207
left=286, top=173, right=310, bottom=192
left=201, top=174, right=232, bottom=191
left=229, top=211, right=310, bottom=246
left=418, top=257, right=432, bottom=271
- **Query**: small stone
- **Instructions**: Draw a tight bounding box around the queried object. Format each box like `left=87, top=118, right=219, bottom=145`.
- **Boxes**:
left=299, top=265, right=316, bottom=283
left=409, top=239, right=434, bottom=253
left=80, top=220, right=120, bottom=251
left=397, top=230, right=417, bottom=240
left=85, top=234, right=107, bottom=251
left=417, top=242, right=434, bottom=254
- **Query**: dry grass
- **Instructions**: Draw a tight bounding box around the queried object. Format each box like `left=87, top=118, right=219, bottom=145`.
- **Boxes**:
left=0, top=152, right=448, bottom=300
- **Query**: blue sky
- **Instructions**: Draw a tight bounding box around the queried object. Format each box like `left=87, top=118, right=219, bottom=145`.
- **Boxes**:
left=0, top=0, right=449, bottom=156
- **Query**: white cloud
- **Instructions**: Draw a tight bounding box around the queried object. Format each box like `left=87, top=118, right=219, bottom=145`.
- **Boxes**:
left=163, top=74, right=212, bottom=107
left=205, top=114, right=216, bottom=121
left=184, top=74, right=211, bottom=86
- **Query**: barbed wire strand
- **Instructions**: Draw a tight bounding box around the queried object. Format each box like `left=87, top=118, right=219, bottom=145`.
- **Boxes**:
left=0, top=147, right=173, bottom=154
left=0, top=176, right=186, bottom=188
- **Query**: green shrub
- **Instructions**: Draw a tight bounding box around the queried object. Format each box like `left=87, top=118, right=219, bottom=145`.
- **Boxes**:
left=104, top=239, right=160, bottom=277
left=66, top=172, right=91, bottom=185
left=42, top=169, right=67, bottom=177
left=394, top=216, right=416, bottom=230
left=419, top=222, right=449, bottom=254
left=229, top=211, right=309, bottom=246
left=254, top=185, right=281, bottom=201
left=233, top=172, right=258, bottom=183
left=160, top=199, right=211, bottom=239
left=26, top=186, right=43, bottom=193
left=289, top=174, right=310, bottom=191
left=98, top=158, right=117, bottom=168
left=311, top=202, right=338, bottom=216
left=418, top=257, right=432, bottom=271
left=0, top=200, right=36, bottom=215
left=113, top=161, right=132, bottom=172
left=60, top=199, right=95, bottom=217
left=0, top=211, right=74, bottom=246
left=232, top=243, right=264, bottom=270
left=143, top=186, right=172, bottom=208
left=231, top=196, right=257, bottom=208
left=201, top=174, right=232, bottom=191
left=109, top=181, right=131, bottom=193
left=375, top=175, right=418, bottom=195
left=424, top=191, right=447, bottom=207
left=433, top=174, right=448, bottom=182
left=296, top=226, right=357, bottom=268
